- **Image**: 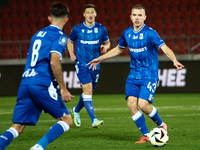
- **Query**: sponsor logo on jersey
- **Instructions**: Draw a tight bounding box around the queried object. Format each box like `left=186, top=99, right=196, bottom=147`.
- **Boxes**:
left=82, top=29, right=85, bottom=33
left=132, top=35, right=138, bottom=39
left=129, top=46, right=147, bottom=52
left=22, top=69, right=38, bottom=77
left=80, top=40, right=99, bottom=44
left=87, top=30, right=93, bottom=33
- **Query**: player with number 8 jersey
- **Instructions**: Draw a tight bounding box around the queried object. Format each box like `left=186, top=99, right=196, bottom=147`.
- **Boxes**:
left=21, top=26, right=66, bottom=87
left=0, top=2, right=74, bottom=150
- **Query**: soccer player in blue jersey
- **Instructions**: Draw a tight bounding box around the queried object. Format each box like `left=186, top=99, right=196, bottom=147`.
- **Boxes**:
left=67, top=4, right=110, bottom=128
left=87, top=4, right=184, bottom=143
left=0, top=2, right=74, bottom=150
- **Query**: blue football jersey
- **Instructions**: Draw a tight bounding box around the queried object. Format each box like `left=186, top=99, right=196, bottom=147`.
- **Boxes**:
left=68, top=22, right=109, bottom=70
left=20, top=25, right=68, bottom=87
left=118, top=24, right=165, bottom=80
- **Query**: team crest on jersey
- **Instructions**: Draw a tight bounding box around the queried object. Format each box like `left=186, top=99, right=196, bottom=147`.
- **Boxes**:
left=58, top=36, right=67, bottom=46
left=139, top=33, right=143, bottom=40
left=94, top=28, right=98, bottom=33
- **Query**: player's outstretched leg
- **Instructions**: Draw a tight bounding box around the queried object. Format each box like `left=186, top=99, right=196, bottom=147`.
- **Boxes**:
left=132, top=111, right=150, bottom=143
left=0, top=127, right=19, bottom=150
left=30, top=121, right=70, bottom=150
left=72, top=107, right=81, bottom=127
left=147, top=106, right=167, bottom=131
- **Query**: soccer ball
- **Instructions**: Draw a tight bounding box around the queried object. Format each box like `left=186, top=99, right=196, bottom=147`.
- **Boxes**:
left=149, top=127, right=169, bottom=147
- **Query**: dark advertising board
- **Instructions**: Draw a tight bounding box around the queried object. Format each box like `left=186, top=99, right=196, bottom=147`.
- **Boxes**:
left=0, top=61, right=199, bottom=96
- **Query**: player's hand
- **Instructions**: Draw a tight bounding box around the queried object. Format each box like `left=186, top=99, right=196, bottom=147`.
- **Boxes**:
left=70, top=54, right=77, bottom=62
left=87, top=58, right=101, bottom=71
left=174, top=61, right=184, bottom=70
left=60, top=88, right=74, bottom=102
left=100, top=45, right=108, bottom=54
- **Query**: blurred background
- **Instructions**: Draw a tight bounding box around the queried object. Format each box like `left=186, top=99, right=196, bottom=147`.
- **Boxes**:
left=0, top=0, right=199, bottom=96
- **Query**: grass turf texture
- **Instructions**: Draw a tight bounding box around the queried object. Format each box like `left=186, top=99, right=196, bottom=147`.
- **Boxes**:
left=0, top=93, right=200, bottom=150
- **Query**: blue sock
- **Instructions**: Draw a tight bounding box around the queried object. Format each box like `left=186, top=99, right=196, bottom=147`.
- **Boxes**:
left=148, top=106, right=163, bottom=126
left=83, top=95, right=96, bottom=123
left=75, top=93, right=84, bottom=112
left=37, top=121, right=69, bottom=149
left=0, top=127, right=19, bottom=150
left=132, top=111, right=149, bottom=136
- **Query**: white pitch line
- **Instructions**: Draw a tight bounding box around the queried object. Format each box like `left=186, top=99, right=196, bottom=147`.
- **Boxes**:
left=1, top=105, right=200, bottom=115
left=0, top=112, right=13, bottom=115
left=1, top=113, right=200, bottom=125
left=93, top=105, right=200, bottom=110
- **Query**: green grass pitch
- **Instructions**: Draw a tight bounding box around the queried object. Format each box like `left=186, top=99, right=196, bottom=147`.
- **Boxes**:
left=0, top=93, right=200, bottom=150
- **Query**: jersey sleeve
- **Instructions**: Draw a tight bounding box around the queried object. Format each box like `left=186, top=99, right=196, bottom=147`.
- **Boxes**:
left=149, top=29, right=165, bottom=50
left=118, top=30, right=127, bottom=49
left=68, top=27, right=77, bottom=42
left=102, top=26, right=109, bottom=42
left=50, top=35, right=67, bottom=60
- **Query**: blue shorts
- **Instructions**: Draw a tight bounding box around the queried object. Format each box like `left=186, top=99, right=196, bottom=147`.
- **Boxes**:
left=75, top=65, right=99, bottom=90
left=125, top=78, right=158, bottom=103
left=12, top=83, right=70, bottom=126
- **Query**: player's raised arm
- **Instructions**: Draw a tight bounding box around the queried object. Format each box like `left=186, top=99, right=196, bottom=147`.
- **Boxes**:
left=161, top=44, right=184, bottom=70
left=87, top=46, right=123, bottom=70
left=50, top=53, right=74, bottom=102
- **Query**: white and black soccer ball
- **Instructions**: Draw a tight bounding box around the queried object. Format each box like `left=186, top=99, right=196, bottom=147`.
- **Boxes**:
left=149, top=127, right=169, bottom=147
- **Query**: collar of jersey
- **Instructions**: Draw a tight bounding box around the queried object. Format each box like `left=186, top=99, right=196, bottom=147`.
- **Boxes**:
left=50, top=24, right=61, bottom=30
left=83, top=22, right=95, bottom=28
left=132, top=24, right=145, bottom=34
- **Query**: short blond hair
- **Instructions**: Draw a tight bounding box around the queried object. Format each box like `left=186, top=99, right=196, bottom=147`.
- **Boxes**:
left=131, top=4, right=146, bottom=14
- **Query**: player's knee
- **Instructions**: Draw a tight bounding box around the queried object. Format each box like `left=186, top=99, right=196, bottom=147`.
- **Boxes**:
left=59, top=114, right=73, bottom=127
left=127, top=99, right=137, bottom=110
left=138, top=104, right=145, bottom=112
left=83, top=90, right=93, bottom=95
left=127, top=100, right=132, bottom=109
left=138, top=102, right=150, bottom=113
